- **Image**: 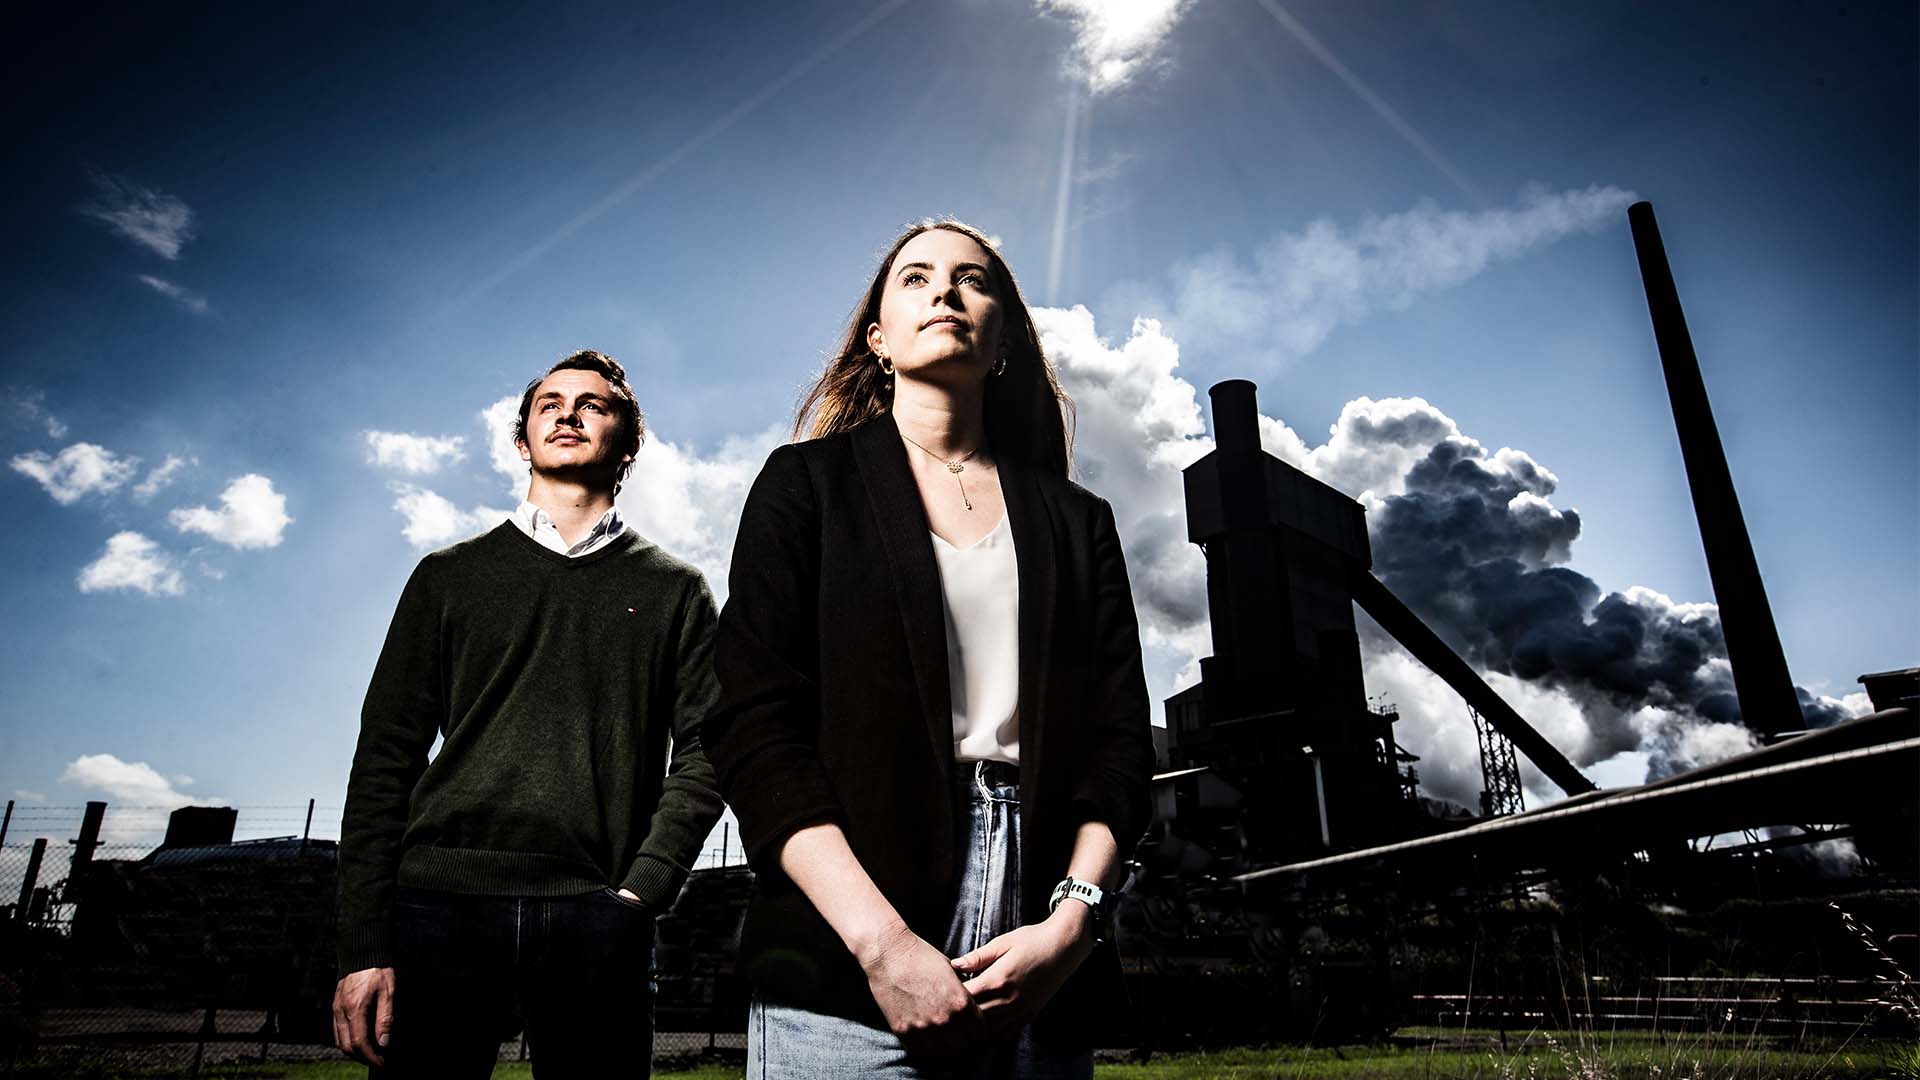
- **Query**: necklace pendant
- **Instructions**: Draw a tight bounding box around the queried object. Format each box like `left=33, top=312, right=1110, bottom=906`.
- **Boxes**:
left=947, top=462, right=965, bottom=474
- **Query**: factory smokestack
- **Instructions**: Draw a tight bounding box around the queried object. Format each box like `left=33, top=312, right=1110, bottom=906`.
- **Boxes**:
left=1185, top=380, right=1297, bottom=723
left=1628, top=201, right=1803, bottom=738
left=1211, top=379, right=1260, bottom=455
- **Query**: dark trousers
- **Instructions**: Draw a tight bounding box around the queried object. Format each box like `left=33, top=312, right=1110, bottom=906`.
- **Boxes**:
left=372, top=886, right=656, bottom=1079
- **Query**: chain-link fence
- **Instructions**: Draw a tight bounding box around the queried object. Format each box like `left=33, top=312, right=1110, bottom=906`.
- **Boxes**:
left=0, top=800, right=750, bottom=1074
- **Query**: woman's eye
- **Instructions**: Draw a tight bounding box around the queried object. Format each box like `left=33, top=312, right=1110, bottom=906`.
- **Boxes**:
left=903, top=271, right=926, bottom=286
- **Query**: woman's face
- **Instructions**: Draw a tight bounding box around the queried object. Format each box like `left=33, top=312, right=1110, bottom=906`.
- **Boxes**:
left=867, top=228, right=1005, bottom=386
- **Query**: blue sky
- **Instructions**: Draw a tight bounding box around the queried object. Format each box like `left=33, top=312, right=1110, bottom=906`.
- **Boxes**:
left=1, top=1, right=1913, bottom=838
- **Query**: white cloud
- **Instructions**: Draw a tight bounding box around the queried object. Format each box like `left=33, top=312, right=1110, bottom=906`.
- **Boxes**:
left=1299, top=396, right=1461, bottom=501
left=170, top=474, right=291, bottom=549
left=482, top=395, right=528, bottom=482
left=390, top=483, right=510, bottom=551
left=365, top=431, right=467, bottom=475
left=613, top=425, right=785, bottom=597
left=1832, top=691, right=1873, bottom=717
left=136, top=274, right=210, bottom=315
left=1040, top=0, right=1193, bottom=94
left=1123, top=185, right=1636, bottom=366
left=132, top=454, right=190, bottom=501
left=13, top=391, right=67, bottom=439
left=1036, top=305, right=1212, bottom=655
left=61, top=753, right=222, bottom=808
left=77, top=531, right=185, bottom=596
left=81, top=171, right=196, bottom=260
left=10, top=442, right=139, bottom=504
left=12, top=789, right=47, bottom=803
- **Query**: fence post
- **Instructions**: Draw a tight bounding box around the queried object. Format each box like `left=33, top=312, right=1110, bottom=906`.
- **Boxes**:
left=302, top=797, right=315, bottom=851
left=0, top=799, right=13, bottom=849
left=67, top=800, right=106, bottom=906
left=16, top=838, right=47, bottom=921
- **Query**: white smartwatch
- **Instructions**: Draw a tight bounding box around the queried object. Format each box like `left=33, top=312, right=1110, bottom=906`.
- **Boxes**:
left=1048, top=876, right=1112, bottom=944
left=1048, top=876, right=1107, bottom=917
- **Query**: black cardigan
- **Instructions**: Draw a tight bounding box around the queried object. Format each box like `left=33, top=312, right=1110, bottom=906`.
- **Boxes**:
left=704, top=413, right=1155, bottom=1035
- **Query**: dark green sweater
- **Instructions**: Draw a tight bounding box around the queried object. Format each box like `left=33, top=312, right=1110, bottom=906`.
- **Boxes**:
left=337, top=523, right=723, bottom=973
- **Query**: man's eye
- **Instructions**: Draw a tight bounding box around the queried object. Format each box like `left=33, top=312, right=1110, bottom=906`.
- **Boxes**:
left=583, top=402, right=603, bottom=412
left=540, top=402, right=558, bottom=411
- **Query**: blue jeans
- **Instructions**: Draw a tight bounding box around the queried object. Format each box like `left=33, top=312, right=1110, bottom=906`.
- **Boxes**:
left=747, top=761, right=1094, bottom=1079
left=372, top=886, right=656, bottom=1078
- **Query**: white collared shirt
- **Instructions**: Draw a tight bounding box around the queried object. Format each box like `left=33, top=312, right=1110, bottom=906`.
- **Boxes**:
left=512, top=500, right=626, bottom=557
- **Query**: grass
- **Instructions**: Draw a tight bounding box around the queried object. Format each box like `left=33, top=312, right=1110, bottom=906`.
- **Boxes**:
left=1090, top=1032, right=1916, bottom=1079
left=9, top=1035, right=1915, bottom=1079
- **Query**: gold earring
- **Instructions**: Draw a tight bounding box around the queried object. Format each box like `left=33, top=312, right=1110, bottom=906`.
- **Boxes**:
left=876, top=351, right=895, bottom=375
left=990, top=351, right=1007, bottom=377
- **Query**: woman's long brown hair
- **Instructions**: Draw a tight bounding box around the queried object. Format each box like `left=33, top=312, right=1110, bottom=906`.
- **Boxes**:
left=793, top=219, right=1074, bottom=478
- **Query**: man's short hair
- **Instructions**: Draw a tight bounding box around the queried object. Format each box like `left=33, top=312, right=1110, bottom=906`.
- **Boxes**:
left=513, top=349, right=645, bottom=485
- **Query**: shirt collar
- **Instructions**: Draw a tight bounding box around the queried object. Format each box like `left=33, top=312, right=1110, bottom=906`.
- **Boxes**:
left=514, top=500, right=625, bottom=554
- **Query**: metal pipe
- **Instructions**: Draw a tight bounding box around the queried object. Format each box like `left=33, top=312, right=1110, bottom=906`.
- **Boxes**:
left=1627, top=202, right=1802, bottom=737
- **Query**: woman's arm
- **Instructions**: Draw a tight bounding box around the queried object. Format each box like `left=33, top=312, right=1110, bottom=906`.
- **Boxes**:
left=1070, top=497, right=1157, bottom=849
left=780, top=823, right=983, bottom=1053
left=704, top=446, right=842, bottom=866
left=948, top=819, right=1117, bottom=1032
left=950, top=496, right=1154, bottom=1032
left=707, top=446, right=983, bottom=1051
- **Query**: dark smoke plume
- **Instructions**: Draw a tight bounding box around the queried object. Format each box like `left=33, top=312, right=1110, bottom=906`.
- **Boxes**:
left=1366, top=435, right=1848, bottom=776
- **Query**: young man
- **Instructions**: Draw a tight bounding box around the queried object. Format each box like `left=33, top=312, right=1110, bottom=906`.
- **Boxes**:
left=333, top=350, right=723, bottom=1076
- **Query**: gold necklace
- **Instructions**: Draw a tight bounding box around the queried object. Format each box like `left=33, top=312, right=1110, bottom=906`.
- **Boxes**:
left=898, top=432, right=981, bottom=511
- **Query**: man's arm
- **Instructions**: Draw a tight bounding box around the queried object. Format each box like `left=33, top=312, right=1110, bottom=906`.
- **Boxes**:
left=333, top=560, right=445, bottom=1064
left=620, top=576, right=725, bottom=909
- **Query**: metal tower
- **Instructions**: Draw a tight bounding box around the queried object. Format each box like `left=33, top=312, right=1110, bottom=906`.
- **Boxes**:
left=1473, top=708, right=1525, bottom=818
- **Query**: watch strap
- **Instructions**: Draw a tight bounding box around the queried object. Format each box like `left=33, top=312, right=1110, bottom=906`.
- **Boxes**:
left=1049, top=876, right=1105, bottom=913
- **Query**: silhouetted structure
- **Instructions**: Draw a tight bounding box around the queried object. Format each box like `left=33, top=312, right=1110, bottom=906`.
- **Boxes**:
left=1473, top=709, right=1524, bottom=818
left=1160, top=380, right=1418, bottom=859
left=1629, top=201, right=1803, bottom=738
left=1155, top=379, right=1592, bottom=873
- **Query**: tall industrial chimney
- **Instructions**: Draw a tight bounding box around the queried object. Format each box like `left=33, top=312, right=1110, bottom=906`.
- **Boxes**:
left=1628, top=201, right=1803, bottom=737
left=1184, top=380, right=1296, bottom=723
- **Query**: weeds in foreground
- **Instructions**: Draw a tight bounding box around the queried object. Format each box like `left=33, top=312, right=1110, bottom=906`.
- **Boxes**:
left=1830, top=901, right=1918, bottom=1026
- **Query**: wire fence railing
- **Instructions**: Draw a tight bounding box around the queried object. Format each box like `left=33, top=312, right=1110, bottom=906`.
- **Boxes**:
left=0, top=800, right=749, bottom=1074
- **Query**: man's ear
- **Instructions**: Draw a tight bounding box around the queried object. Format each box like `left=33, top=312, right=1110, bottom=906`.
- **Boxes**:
left=516, top=438, right=530, bottom=463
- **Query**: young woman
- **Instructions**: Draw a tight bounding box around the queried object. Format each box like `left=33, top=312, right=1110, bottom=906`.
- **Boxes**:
left=706, top=220, right=1155, bottom=1078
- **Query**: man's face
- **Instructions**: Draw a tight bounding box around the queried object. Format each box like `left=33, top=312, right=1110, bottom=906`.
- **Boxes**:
left=516, top=368, right=631, bottom=484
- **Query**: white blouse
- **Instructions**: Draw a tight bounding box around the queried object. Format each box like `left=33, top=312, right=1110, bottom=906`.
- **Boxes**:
left=930, top=513, right=1021, bottom=765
